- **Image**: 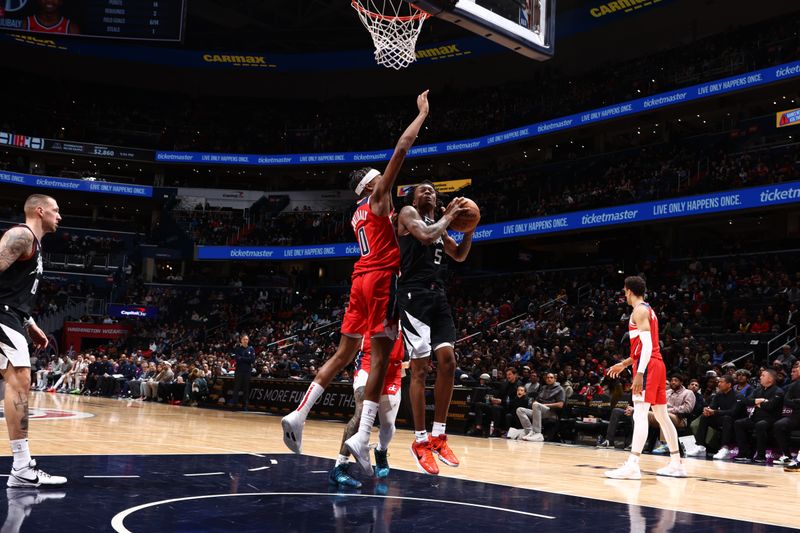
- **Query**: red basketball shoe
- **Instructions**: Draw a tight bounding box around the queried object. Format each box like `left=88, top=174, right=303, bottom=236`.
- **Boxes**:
left=430, top=434, right=460, bottom=467
left=410, top=440, right=439, bottom=475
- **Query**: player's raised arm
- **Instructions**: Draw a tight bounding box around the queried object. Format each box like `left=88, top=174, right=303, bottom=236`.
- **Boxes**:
left=398, top=198, right=468, bottom=246
left=370, top=90, right=430, bottom=216
left=0, top=227, right=33, bottom=274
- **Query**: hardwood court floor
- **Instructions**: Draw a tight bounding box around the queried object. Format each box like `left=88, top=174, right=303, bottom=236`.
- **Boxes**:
left=5, top=392, right=800, bottom=529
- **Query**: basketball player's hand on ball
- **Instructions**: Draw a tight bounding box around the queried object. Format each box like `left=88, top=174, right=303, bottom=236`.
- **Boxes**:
left=632, top=373, right=643, bottom=396
left=27, top=324, right=48, bottom=350
left=443, top=197, right=469, bottom=222
left=607, top=362, right=625, bottom=378
left=417, top=90, right=429, bottom=115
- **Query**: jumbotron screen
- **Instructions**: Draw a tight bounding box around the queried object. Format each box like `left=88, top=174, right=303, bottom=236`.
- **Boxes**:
left=0, top=0, right=186, bottom=42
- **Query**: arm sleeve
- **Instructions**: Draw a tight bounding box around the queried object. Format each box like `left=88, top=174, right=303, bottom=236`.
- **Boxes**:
left=636, top=335, right=652, bottom=374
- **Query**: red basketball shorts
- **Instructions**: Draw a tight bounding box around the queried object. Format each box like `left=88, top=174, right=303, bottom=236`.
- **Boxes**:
left=633, top=357, right=667, bottom=405
left=341, top=270, right=399, bottom=340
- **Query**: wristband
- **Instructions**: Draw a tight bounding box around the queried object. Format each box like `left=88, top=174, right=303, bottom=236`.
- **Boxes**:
left=23, top=316, right=36, bottom=328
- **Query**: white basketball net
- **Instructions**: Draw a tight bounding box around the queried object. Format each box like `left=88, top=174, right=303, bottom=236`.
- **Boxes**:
left=351, top=0, right=429, bottom=70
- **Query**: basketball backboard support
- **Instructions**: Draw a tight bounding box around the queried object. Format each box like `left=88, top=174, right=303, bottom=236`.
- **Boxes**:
left=411, top=0, right=555, bottom=61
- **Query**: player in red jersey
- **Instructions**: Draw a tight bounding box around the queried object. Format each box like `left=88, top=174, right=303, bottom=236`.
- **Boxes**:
left=329, top=333, right=405, bottom=487
left=281, top=90, right=429, bottom=467
left=605, top=276, right=687, bottom=479
left=24, top=0, right=80, bottom=35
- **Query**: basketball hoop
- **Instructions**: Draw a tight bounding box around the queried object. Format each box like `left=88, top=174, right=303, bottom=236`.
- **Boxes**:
left=351, top=0, right=430, bottom=70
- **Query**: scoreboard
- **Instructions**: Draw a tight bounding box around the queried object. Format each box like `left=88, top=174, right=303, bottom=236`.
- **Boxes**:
left=0, top=0, right=186, bottom=42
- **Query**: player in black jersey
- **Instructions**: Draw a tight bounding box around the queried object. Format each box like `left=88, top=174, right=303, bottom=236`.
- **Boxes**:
left=0, top=194, right=66, bottom=487
left=397, top=181, right=473, bottom=475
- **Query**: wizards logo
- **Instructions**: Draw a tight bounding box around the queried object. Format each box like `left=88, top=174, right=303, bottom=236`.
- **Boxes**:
left=0, top=0, right=29, bottom=15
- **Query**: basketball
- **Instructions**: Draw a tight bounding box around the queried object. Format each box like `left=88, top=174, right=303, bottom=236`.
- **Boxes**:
left=449, top=198, right=481, bottom=233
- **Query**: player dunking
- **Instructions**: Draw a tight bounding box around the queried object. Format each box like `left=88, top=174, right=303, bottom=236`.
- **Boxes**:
left=396, top=181, right=472, bottom=474
left=0, top=194, right=66, bottom=487
left=281, top=91, right=429, bottom=471
left=605, top=276, right=687, bottom=479
left=329, top=334, right=405, bottom=488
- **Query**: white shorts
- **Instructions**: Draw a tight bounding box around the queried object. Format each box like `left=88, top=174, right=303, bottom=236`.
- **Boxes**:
left=0, top=307, right=31, bottom=370
left=353, top=369, right=403, bottom=406
left=353, top=368, right=368, bottom=391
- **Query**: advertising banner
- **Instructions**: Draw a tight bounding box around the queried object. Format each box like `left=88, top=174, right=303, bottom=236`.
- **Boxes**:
left=156, top=61, right=800, bottom=166
left=107, top=304, right=158, bottom=319
left=397, top=179, right=472, bottom=197
left=197, top=181, right=800, bottom=260
left=777, top=108, right=800, bottom=128
left=0, top=170, right=153, bottom=197
left=207, top=377, right=471, bottom=432
left=62, top=322, right=132, bottom=351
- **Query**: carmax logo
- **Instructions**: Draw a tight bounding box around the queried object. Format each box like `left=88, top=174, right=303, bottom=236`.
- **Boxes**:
left=590, top=0, right=663, bottom=18
left=202, top=54, right=276, bottom=68
left=415, top=44, right=470, bottom=61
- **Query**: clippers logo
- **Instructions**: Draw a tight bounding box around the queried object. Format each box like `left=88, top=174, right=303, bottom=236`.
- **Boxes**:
left=0, top=131, right=44, bottom=150
left=120, top=307, right=148, bottom=317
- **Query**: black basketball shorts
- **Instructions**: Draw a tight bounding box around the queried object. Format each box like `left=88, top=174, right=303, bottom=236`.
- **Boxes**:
left=0, top=305, right=31, bottom=370
left=398, top=286, right=456, bottom=359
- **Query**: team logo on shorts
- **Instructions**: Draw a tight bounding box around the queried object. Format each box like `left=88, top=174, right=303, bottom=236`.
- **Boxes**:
left=0, top=407, right=93, bottom=421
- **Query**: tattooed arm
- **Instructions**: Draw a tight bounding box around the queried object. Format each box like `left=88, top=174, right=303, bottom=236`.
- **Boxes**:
left=0, top=227, right=33, bottom=273
left=0, top=227, right=46, bottom=348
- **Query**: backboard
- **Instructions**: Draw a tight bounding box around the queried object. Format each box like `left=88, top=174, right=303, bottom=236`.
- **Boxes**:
left=411, top=0, right=555, bottom=61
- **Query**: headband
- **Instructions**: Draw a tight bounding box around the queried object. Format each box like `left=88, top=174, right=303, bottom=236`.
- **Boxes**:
left=355, top=169, right=380, bottom=195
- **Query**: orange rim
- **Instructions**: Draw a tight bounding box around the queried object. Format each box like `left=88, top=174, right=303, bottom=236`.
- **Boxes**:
left=351, top=0, right=430, bottom=22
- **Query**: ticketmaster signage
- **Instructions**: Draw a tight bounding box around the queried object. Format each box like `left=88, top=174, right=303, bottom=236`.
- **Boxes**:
left=198, top=242, right=361, bottom=261
left=197, top=181, right=800, bottom=260
left=0, top=170, right=153, bottom=197
left=159, top=61, right=800, bottom=167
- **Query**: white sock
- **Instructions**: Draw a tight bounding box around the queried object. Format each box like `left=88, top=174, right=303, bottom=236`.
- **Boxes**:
left=10, top=440, right=31, bottom=470
left=431, top=421, right=446, bottom=438
left=669, top=452, right=682, bottom=466
left=335, top=454, right=349, bottom=467
left=628, top=454, right=640, bottom=465
left=296, top=382, right=324, bottom=417
left=415, top=430, right=428, bottom=443
left=357, top=400, right=379, bottom=441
